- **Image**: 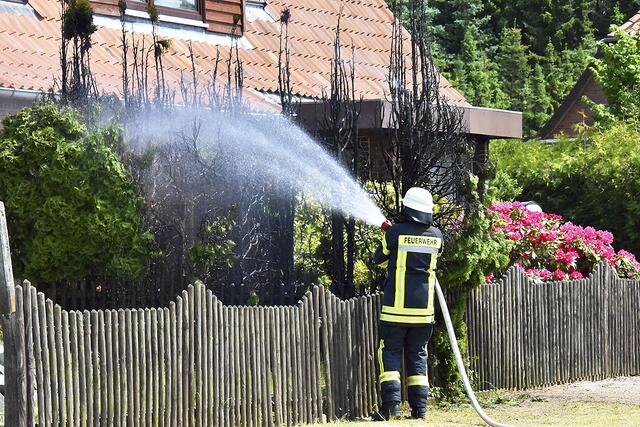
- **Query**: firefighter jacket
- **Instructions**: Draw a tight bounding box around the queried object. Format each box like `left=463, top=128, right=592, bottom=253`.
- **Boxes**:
left=373, top=219, right=443, bottom=325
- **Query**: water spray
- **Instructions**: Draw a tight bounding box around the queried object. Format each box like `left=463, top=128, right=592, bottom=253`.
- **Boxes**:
left=126, top=109, right=387, bottom=226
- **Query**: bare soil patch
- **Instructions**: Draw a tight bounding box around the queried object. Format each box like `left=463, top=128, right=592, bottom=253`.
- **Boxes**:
left=526, top=375, right=640, bottom=405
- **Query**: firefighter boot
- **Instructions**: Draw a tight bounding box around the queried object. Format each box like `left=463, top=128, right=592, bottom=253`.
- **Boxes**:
left=411, top=407, right=427, bottom=419
left=410, top=384, right=429, bottom=419
left=381, top=403, right=402, bottom=420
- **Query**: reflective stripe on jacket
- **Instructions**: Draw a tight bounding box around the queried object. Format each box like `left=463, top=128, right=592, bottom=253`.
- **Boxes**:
left=373, top=220, right=443, bottom=325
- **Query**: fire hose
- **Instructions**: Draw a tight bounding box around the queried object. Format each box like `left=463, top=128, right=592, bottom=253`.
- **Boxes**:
left=435, top=279, right=514, bottom=427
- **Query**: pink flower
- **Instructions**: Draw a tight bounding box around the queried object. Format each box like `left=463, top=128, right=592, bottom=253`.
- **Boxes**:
left=525, top=268, right=553, bottom=281
left=485, top=273, right=495, bottom=283
left=489, top=201, right=521, bottom=214
left=591, top=244, right=616, bottom=261
left=583, top=226, right=597, bottom=240
left=504, top=223, right=518, bottom=233
left=560, top=222, right=581, bottom=242
left=596, top=230, right=614, bottom=245
left=539, top=231, right=557, bottom=242
left=618, top=249, right=638, bottom=263
left=488, top=201, right=640, bottom=280
left=569, top=271, right=584, bottom=280
left=539, top=269, right=552, bottom=281
left=553, top=269, right=567, bottom=281
left=555, top=248, right=579, bottom=265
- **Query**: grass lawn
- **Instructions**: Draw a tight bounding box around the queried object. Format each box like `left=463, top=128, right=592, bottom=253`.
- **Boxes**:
left=329, top=388, right=640, bottom=426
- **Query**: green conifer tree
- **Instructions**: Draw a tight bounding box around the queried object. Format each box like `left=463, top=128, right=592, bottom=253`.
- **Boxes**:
left=432, top=0, right=489, bottom=58
left=484, top=0, right=517, bottom=38
left=572, top=0, right=595, bottom=45
left=541, top=40, right=565, bottom=110
left=451, top=30, right=509, bottom=109
left=525, top=63, right=554, bottom=135
left=520, top=0, right=557, bottom=54
left=539, top=35, right=596, bottom=109
left=496, top=27, right=530, bottom=112
left=517, top=0, right=594, bottom=55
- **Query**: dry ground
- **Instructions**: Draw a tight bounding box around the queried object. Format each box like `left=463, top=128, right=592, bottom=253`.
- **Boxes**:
left=331, top=376, right=640, bottom=426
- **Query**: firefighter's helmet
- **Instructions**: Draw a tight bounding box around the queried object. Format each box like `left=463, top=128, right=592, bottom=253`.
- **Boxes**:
left=402, top=187, right=434, bottom=224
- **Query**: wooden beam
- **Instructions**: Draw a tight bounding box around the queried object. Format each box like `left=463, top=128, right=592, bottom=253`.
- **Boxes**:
left=0, top=201, right=27, bottom=426
left=0, top=201, right=15, bottom=315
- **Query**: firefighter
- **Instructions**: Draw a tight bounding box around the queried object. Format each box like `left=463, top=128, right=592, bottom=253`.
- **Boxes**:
left=373, top=187, right=443, bottom=420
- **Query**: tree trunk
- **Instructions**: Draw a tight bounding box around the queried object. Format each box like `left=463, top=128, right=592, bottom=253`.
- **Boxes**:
left=345, top=217, right=356, bottom=298
left=330, top=213, right=345, bottom=298
left=472, top=136, right=490, bottom=202
left=271, top=194, right=295, bottom=286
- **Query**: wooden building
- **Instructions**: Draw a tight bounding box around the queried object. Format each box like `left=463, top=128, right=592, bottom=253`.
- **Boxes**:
left=540, top=12, right=640, bottom=140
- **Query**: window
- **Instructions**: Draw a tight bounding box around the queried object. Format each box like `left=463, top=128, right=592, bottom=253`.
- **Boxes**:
left=153, top=0, right=197, bottom=12
left=127, top=0, right=203, bottom=21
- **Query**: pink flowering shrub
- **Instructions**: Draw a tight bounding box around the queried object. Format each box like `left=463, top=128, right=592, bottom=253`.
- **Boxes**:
left=488, top=201, right=640, bottom=281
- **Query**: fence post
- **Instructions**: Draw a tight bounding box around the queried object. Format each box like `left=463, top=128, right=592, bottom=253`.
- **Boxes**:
left=0, top=201, right=28, bottom=426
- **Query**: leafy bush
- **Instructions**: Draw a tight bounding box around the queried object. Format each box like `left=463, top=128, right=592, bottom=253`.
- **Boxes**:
left=293, top=199, right=385, bottom=290
left=492, top=123, right=640, bottom=258
left=189, top=207, right=236, bottom=283
left=490, top=201, right=640, bottom=281
left=439, top=173, right=517, bottom=291
left=0, top=103, right=157, bottom=284
left=589, top=29, right=640, bottom=127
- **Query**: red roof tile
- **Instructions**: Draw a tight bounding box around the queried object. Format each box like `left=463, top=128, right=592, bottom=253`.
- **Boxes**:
left=0, top=0, right=468, bottom=108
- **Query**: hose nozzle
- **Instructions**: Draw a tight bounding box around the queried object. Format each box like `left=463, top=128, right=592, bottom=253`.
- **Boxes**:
left=381, top=220, right=392, bottom=231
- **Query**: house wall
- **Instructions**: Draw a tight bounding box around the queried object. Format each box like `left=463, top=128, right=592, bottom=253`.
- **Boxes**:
left=347, top=130, right=490, bottom=184
left=0, top=96, right=36, bottom=126
left=544, top=72, right=607, bottom=138
left=205, top=0, right=244, bottom=35
left=363, top=129, right=393, bottom=182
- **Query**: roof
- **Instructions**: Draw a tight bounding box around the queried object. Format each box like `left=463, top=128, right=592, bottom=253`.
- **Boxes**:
left=618, top=12, right=640, bottom=35
left=538, top=67, right=598, bottom=139
left=298, top=99, right=523, bottom=138
left=0, top=0, right=468, bottom=110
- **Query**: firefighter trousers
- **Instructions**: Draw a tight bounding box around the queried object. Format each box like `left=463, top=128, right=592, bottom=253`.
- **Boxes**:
left=377, top=322, right=434, bottom=410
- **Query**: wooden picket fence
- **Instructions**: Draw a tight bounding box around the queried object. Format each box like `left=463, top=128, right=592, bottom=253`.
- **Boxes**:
left=7, top=280, right=383, bottom=426
left=6, top=265, right=640, bottom=425
left=4, top=194, right=640, bottom=425
left=466, top=262, right=640, bottom=390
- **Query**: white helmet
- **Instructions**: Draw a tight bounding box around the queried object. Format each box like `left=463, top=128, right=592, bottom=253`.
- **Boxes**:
left=402, top=187, right=434, bottom=224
